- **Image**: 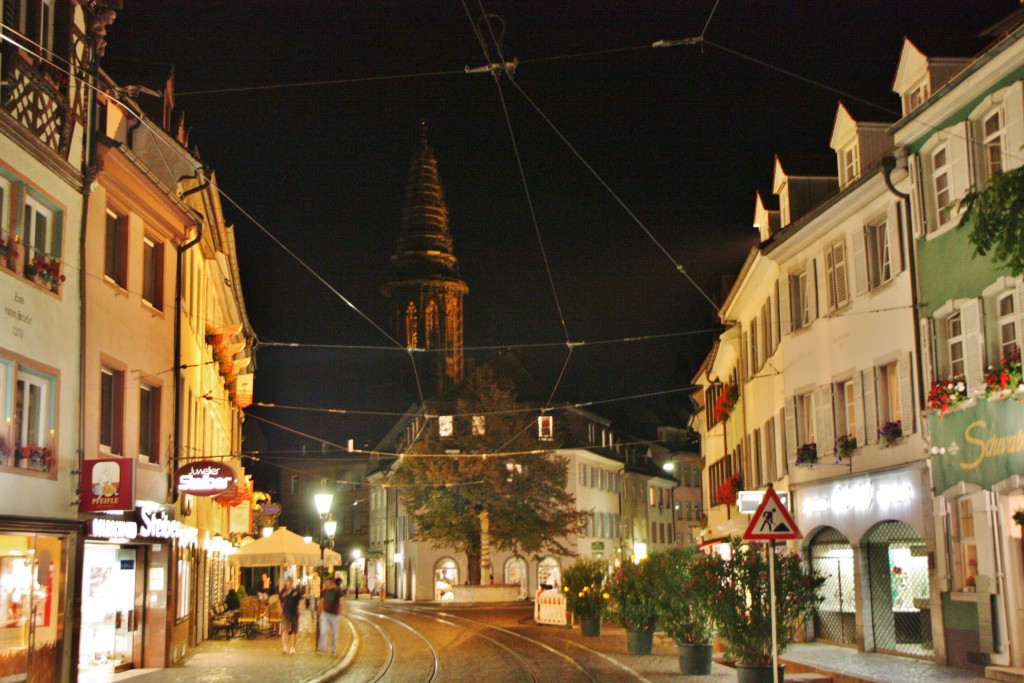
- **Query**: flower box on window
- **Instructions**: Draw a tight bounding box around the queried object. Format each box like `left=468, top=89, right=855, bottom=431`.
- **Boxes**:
left=15, top=445, right=52, bottom=473
left=834, top=435, right=856, bottom=463
left=927, top=377, right=968, bottom=416
left=984, top=351, right=1023, bottom=398
left=878, top=420, right=902, bottom=448
left=24, top=255, right=65, bottom=291
left=795, top=443, right=817, bottom=467
left=0, top=238, right=18, bottom=270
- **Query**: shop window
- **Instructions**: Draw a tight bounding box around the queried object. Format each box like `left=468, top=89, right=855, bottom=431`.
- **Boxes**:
left=104, top=210, right=127, bottom=288
left=177, top=546, right=193, bottom=621
left=953, top=497, right=978, bottom=591
left=141, top=236, right=163, bottom=310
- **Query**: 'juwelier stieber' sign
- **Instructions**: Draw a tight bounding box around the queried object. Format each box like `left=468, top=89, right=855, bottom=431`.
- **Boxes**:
left=928, top=397, right=1024, bottom=493
left=175, top=460, right=236, bottom=496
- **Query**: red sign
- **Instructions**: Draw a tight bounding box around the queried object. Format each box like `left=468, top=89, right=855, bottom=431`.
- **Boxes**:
left=175, top=460, right=237, bottom=496
left=743, top=486, right=802, bottom=541
left=80, top=458, right=136, bottom=513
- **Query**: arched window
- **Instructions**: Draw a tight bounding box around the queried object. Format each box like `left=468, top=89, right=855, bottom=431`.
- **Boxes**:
left=405, top=302, right=418, bottom=348
left=537, top=556, right=561, bottom=590
left=425, top=300, right=439, bottom=348
left=434, top=558, right=459, bottom=600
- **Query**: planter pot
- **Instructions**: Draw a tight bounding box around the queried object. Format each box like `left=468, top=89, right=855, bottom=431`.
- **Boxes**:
left=625, top=628, right=653, bottom=655
left=15, top=456, right=29, bottom=469
left=580, top=616, right=601, bottom=637
left=677, top=642, right=713, bottom=675
left=736, top=663, right=784, bottom=683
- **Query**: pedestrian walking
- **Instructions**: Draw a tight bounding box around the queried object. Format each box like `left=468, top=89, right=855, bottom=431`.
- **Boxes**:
left=307, top=571, right=321, bottom=615
left=279, top=577, right=301, bottom=655
left=317, top=576, right=346, bottom=655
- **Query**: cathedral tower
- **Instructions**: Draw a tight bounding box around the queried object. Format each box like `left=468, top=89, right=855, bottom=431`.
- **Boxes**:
left=382, top=125, right=468, bottom=396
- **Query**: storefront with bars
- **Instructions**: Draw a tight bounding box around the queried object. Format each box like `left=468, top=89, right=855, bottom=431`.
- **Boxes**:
left=796, top=462, right=935, bottom=659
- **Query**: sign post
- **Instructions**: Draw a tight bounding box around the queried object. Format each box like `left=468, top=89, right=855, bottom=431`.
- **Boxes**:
left=743, top=484, right=802, bottom=683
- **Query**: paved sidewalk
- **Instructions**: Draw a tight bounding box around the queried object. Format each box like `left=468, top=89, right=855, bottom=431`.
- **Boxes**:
left=79, top=608, right=352, bottom=683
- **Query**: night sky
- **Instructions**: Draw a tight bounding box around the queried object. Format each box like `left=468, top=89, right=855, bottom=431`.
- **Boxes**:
left=104, top=1, right=1019, bottom=479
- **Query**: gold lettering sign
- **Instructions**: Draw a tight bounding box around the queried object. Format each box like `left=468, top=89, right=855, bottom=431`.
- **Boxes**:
left=962, top=420, right=1024, bottom=469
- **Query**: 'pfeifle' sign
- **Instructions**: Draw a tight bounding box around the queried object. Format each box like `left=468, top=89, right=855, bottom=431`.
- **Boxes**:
left=175, top=460, right=236, bottom=496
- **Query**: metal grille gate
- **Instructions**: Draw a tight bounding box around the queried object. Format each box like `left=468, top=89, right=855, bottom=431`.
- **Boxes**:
left=866, top=520, right=933, bottom=657
left=810, top=527, right=856, bottom=644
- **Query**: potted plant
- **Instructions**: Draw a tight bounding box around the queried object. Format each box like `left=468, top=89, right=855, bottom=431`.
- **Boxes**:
left=834, top=435, right=856, bottom=463
left=648, top=546, right=716, bottom=675
left=984, top=351, right=1023, bottom=398
left=607, top=558, right=658, bottom=655
left=562, top=557, right=609, bottom=636
left=878, top=420, right=902, bottom=448
left=927, top=377, right=968, bottom=416
left=795, top=442, right=817, bottom=467
left=698, top=538, right=824, bottom=683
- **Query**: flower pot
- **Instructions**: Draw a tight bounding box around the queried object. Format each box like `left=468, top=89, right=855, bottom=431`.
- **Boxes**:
left=580, top=616, right=601, bottom=637
left=625, top=628, right=653, bottom=655
left=677, top=642, right=713, bottom=675
left=15, top=455, right=29, bottom=469
left=736, top=663, right=784, bottom=683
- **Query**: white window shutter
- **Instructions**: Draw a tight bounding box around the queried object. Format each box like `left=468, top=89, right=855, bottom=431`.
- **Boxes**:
left=908, top=155, right=926, bottom=238
left=834, top=241, right=849, bottom=307
left=920, top=317, right=934, bottom=388
left=933, top=496, right=951, bottom=591
left=1016, top=278, right=1024, bottom=356
left=960, top=298, right=986, bottom=394
left=887, top=201, right=904, bottom=276
left=853, top=371, right=866, bottom=446
left=851, top=226, right=868, bottom=296
left=898, top=352, right=915, bottom=435
left=816, top=384, right=835, bottom=456
left=862, top=368, right=877, bottom=446
left=972, top=490, right=997, bottom=593
left=784, top=396, right=797, bottom=461
left=779, top=276, right=791, bottom=335
left=809, top=259, right=820, bottom=323
left=1004, top=82, right=1024, bottom=172
left=947, top=122, right=972, bottom=213
left=825, top=246, right=837, bottom=309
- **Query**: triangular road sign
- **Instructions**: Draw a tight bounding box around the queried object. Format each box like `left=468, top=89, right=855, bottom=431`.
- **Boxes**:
left=743, top=486, right=802, bottom=541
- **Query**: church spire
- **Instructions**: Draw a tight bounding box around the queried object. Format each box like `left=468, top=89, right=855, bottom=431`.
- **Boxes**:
left=382, top=125, right=468, bottom=396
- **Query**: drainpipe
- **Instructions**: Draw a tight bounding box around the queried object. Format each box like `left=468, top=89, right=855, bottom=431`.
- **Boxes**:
left=171, top=168, right=209, bottom=504
left=881, top=154, right=926, bottom=420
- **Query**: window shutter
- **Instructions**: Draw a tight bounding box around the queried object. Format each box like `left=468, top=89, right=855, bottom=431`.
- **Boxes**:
left=740, top=331, right=748, bottom=382
left=933, top=496, right=951, bottom=591
left=908, top=155, right=926, bottom=238
left=920, top=317, right=934, bottom=388
left=887, top=201, right=904, bottom=276
left=1016, top=278, right=1024, bottom=356
left=784, top=396, right=797, bottom=462
left=862, top=369, right=877, bottom=446
left=834, top=241, right=849, bottom=307
left=947, top=122, right=972, bottom=213
left=825, top=246, right=837, bottom=308
left=961, top=298, right=986, bottom=395
left=972, top=490, right=997, bottom=595
left=772, top=280, right=781, bottom=350
left=816, top=384, right=835, bottom=457
left=898, top=352, right=915, bottom=435
left=809, top=259, right=820, bottom=323
left=779, top=276, right=791, bottom=335
left=851, top=226, right=868, bottom=296
left=853, top=371, right=866, bottom=446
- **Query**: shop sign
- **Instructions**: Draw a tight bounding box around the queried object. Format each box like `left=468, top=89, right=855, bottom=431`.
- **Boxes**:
left=89, top=505, right=199, bottom=546
left=175, top=460, right=236, bottom=496
left=929, top=398, right=1024, bottom=492
left=591, top=541, right=605, bottom=552
left=800, top=478, right=914, bottom=517
left=80, top=458, right=136, bottom=513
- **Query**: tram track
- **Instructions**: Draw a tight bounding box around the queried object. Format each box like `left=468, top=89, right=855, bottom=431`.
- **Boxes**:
left=349, top=608, right=441, bottom=683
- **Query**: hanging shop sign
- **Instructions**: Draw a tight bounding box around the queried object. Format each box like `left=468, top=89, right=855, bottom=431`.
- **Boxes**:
left=88, top=504, right=199, bottom=546
left=175, top=460, right=237, bottom=496
left=80, top=458, right=136, bottom=513
left=929, top=398, right=1024, bottom=492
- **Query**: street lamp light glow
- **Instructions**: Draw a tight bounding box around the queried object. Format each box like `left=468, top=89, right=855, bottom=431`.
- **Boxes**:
left=314, top=492, right=334, bottom=518
left=323, top=519, right=337, bottom=539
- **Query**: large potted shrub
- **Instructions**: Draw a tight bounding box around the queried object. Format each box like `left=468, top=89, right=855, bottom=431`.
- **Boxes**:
left=562, top=557, right=609, bottom=636
left=648, top=546, right=716, bottom=675
left=696, top=539, right=824, bottom=683
left=607, top=558, right=658, bottom=655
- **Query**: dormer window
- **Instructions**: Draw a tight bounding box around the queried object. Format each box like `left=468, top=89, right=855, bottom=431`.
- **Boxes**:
left=903, top=81, right=930, bottom=114
left=841, top=144, right=860, bottom=187
left=537, top=415, right=554, bottom=440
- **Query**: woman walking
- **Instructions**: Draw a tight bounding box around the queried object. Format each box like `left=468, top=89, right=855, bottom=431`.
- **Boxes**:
left=279, top=577, right=301, bottom=654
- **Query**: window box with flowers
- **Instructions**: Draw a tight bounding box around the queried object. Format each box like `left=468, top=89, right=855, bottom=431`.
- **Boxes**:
left=715, top=472, right=742, bottom=507
left=834, top=435, right=856, bottom=463
left=984, top=351, right=1023, bottom=399
left=15, top=446, right=53, bottom=473
left=24, top=255, right=66, bottom=292
left=878, top=420, right=902, bottom=448
left=0, top=237, right=18, bottom=270
left=714, top=384, right=740, bottom=424
left=928, top=377, right=969, bottom=416
left=795, top=442, right=817, bottom=467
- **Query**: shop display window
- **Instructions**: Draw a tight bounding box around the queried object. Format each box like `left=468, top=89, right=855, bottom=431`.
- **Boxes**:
left=0, top=532, right=64, bottom=681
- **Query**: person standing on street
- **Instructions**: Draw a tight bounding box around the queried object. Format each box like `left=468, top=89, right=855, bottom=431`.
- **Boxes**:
left=318, top=576, right=346, bottom=655
left=279, top=577, right=301, bottom=654
left=308, top=571, right=321, bottom=615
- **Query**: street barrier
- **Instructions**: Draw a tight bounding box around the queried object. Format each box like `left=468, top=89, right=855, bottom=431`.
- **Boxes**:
left=533, top=588, right=568, bottom=626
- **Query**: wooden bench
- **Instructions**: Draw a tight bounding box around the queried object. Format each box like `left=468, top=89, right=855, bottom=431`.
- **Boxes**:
left=209, top=602, right=238, bottom=639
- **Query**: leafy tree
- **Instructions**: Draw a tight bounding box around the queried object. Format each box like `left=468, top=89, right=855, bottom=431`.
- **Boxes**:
left=957, top=167, right=1024, bottom=275
left=391, top=364, right=587, bottom=584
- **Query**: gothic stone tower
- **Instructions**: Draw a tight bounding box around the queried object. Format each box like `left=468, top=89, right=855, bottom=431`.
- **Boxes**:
left=382, top=126, right=468, bottom=396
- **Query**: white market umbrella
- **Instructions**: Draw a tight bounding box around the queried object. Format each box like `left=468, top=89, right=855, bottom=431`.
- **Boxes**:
left=230, top=527, right=341, bottom=567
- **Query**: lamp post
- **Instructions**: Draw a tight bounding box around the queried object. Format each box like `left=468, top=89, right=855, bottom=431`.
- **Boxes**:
left=313, top=487, right=334, bottom=645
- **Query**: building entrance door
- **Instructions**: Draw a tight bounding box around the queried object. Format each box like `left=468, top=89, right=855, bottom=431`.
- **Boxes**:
left=80, top=544, right=140, bottom=673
